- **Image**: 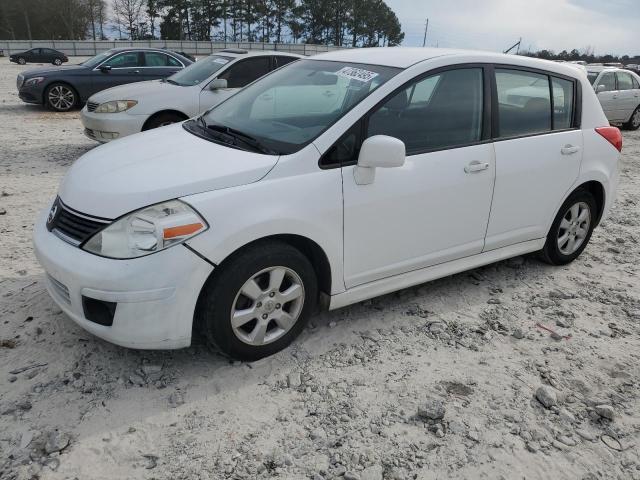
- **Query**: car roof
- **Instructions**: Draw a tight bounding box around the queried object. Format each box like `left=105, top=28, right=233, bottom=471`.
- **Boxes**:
left=311, top=47, right=586, bottom=78
left=210, top=49, right=303, bottom=59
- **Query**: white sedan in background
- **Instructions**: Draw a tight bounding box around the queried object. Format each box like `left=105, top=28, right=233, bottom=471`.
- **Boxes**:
left=587, top=66, right=640, bottom=130
left=81, top=49, right=301, bottom=142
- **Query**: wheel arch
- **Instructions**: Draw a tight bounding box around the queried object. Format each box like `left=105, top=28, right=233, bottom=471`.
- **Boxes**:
left=576, top=180, right=606, bottom=226
left=191, top=234, right=333, bottom=337
left=142, top=109, right=190, bottom=131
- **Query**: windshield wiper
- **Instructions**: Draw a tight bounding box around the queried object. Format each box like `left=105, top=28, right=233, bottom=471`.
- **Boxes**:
left=206, top=123, right=278, bottom=155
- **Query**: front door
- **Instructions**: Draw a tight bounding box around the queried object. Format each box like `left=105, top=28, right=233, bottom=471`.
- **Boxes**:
left=342, top=67, right=495, bottom=287
left=92, top=51, right=145, bottom=94
left=485, top=69, right=582, bottom=250
left=615, top=71, right=640, bottom=121
left=595, top=71, right=620, bottom=121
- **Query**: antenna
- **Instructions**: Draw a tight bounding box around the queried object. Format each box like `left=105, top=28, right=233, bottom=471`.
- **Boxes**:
left=422, top=18, right=429, bottom=47
left=504, top=37, right=522, bottom=54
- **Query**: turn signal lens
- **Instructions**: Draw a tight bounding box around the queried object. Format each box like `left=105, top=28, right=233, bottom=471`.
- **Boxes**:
left=163, top=223, right=205, bottom=239
left=595, top=127, right=622, bottom=152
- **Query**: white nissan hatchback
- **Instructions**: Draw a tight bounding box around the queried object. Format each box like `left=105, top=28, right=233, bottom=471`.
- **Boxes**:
left=34, top=48, right=621, bottom=360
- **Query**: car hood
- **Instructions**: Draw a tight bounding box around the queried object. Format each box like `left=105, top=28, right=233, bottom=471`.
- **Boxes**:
left=21, top=64, right=87, bottom=78
left=88, top=79, right=183, bottom=103
left=58, top=123, right=279, bottom=219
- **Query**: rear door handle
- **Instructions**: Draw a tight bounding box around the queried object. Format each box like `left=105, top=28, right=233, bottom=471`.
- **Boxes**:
left=133, top=70, right=140, bottom=74
left=464, top=161, right=489, bottom=173
left=561, top=145, right=580, bottom=155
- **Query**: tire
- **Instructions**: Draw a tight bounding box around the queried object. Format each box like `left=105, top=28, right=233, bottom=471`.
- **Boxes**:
left=623, top=105, right=640, bottom=131
left=53, top=58, right=62, bottom=66
left=17, top=57, right=26, bottom=65
left=45, top=83, right=77, bottom=112
left=196, top=241, right=318, bottom=361
left=143, top=112, right=185, bottom=131
left=540, top=189, right=597, bottom=266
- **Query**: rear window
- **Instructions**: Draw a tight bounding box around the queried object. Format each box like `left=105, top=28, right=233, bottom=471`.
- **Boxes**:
left=496, top=69, right=575, bottom=138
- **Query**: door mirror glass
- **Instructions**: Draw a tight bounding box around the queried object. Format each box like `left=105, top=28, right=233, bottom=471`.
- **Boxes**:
left=596, top=84, right=606, bottom=94
left=209, top=78, right=228, bottom=90
left=100, top=65, right=112, bottom=72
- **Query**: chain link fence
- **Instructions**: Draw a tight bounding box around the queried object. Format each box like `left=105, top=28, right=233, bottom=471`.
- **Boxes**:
left=0, top=40, right=347, bottom=57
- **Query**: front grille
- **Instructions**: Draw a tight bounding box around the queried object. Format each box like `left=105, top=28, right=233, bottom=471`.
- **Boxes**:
left=47, top=274, right=71, bottom=304
left=87, top=101, right=99, bottom=112
left=17, top=74, right=24, bottom=89
left=47, top=198, right=111, bottom=246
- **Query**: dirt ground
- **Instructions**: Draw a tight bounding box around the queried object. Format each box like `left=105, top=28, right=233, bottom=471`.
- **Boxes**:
left=1, top=57, right=639, bottom=480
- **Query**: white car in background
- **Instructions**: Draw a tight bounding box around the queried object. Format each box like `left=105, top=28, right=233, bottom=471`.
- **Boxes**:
left=81, top=49, right=301, bottom=142
left=587, top=66, right=640, bottom=130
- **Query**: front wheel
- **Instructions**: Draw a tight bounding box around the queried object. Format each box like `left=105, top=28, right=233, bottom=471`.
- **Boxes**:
left=196, top=241, right=318, bottom=361
left=623, top=106, right=640, bottom=131
left=45, top=83, right=77, bottom=112
left=53, top=58, right=63, bottom=66
left=17, top=57, right=26, bottom=65
left=143, top=112, right=185, bottom=131
left=540, top=189, right=597, bottom=265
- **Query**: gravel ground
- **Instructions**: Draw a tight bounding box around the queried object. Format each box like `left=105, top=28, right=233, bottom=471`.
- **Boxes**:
left=1, top=57, right=639, bottom=480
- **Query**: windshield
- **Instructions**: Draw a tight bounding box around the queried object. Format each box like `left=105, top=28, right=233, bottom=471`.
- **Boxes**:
left=587, top=72, right=599, bottom=85
left=194, top=59, right=400, bottom=154
left=169, top=55, right=233, bottom=86
left=81, top=51, right=114, bottom=68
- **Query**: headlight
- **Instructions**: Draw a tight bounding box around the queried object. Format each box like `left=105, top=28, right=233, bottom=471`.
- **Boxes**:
left=94, top=100, right=138, bottom=113
left=83, top=200, right=208, bottom=259
left=24, top=76, right=45, bottom=86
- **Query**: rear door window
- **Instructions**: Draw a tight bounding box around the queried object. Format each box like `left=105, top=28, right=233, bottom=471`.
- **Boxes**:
left=367, top=68, right=484, bottom=154
left=495, top=69, right=551, bottom=137
left=552, top=77, right=574, bottom=130
left=218, top=57, right=271, bottom=88
left=144, top=52, right=172, bottom=67
left=616, top=71, right=634, bottom=90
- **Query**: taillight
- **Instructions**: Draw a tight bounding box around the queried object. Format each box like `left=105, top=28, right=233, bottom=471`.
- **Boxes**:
left=595, top=126, right=622, bottom=152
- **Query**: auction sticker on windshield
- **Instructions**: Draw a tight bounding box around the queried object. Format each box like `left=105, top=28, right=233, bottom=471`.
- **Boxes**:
left=336, top=66, right=379, bottom=83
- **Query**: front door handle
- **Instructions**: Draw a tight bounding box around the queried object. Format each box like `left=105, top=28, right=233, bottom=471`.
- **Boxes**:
left=561, top=145, right=580, bottom=155
left=464, top=161, right=489, bottom=173
left=133, top=69, right=140, bottom=74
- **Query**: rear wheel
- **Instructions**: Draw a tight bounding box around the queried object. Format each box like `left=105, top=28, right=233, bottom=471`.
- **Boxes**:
left=17, top=57, right=26, bottom=65
left=45, top=83, right=77, bottom=112
left=143, top=112, right=185, bottom=131
left=540, top=189, right=596, bottom=265
left=196, top=241, right=317, bottom=361
left=53, top=58, right=63, bottom=66
left=623, top=106, right=640, bottom=131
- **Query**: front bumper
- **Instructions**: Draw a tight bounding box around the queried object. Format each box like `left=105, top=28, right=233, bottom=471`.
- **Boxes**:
left=18, top=85, right=43, bottom=104
left=81, top=106, right=148, bottom=143
left=33, top=206, right=214, bottom=349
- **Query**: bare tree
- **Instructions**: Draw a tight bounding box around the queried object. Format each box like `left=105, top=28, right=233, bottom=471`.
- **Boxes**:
left=112, top=0, right=145, bottom=39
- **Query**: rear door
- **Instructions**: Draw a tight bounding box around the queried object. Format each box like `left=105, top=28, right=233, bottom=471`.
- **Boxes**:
left=92, top=51, right=145, bottom=94
left=615, top=71, right=639, bottom=121
left=28, top=49, right=42, bottom=62
left=143, top=51, right=183, bottom=80
left=485, top=68, right=582, bottom=250
left=199, top=56, right=270, bottom=112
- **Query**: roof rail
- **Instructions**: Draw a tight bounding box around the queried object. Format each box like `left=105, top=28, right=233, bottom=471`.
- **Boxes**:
left=220, top=48, right=248, bottom=54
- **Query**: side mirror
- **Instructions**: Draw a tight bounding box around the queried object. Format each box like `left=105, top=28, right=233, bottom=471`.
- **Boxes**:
left=596, top=84, right=606, bottom=94
left=99, top=65, right=112, bottom=72
left=209, top=78, right=228, bottom=90
left=354, top=135, right=406, bottom=185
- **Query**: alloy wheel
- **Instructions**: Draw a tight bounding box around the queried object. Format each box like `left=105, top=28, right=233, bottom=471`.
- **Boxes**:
left=18, top=58, right=25, bottom=65
left=48, top=85, right=75, bottom=111
left=632, top=109, right=640, bottom=128
left=54, top=58, right=62, bottom=66
left=557, top=201, right=591, bottom=255
left=230, top=266, right=305, bottom=346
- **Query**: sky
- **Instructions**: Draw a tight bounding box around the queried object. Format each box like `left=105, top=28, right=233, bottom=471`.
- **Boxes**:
left=386, top=0, right=640, bottom=56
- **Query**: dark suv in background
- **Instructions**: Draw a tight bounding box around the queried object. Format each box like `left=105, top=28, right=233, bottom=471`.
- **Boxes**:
left=16, top=48, right=193, bottom=112
left=10, top=48, right=68, bottom=66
